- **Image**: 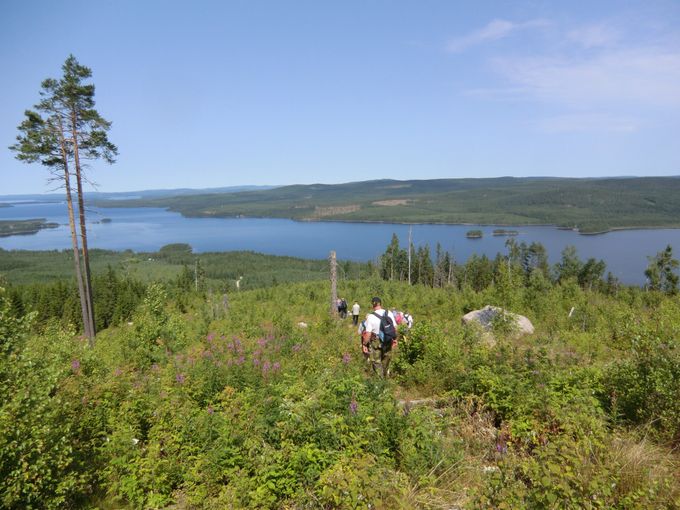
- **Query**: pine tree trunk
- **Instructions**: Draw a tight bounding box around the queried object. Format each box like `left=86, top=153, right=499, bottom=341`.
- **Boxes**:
left=63, top=167, right=91, bottom=340
left=57, top=119, right=91, bottom=340
left=71, top=113, right=96, bottom=340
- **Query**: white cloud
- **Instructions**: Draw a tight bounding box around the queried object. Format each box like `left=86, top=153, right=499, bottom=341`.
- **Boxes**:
left=491, top=47, right=680, bottom=108
left=446, top=18, right=549, bottom=53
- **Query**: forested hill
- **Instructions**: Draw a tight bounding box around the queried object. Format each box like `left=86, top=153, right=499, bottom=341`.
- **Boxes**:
left=94, top=176, right=680, bottom=233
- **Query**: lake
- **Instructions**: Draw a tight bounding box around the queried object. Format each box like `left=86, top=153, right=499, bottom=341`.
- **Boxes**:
left=1, top=201, right=678, bottom=285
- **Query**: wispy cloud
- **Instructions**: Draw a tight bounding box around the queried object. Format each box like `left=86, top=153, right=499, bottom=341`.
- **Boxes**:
left=452, top=16, right=680, bottom=134
left=492, top=47, right=680, bottom=108
left=446, top=18, right=549, bottom=53
left=567, top=23, right=621, bottom=49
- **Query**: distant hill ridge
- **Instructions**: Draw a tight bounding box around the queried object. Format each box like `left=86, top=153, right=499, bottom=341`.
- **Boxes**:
left=0, top=185, right=275, bottom=203
left=90, top=176, right=680, bottom=233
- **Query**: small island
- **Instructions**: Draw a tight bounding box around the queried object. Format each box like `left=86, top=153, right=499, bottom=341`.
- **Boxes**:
left=466, top=229, right=483, bottom=239
left=492, top=229, right=519, bottom=236
left=0, top=218, right=60, bottom=237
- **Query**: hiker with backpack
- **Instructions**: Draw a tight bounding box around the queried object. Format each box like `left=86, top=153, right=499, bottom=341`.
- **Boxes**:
left=361, top=296, right=398, bottom=377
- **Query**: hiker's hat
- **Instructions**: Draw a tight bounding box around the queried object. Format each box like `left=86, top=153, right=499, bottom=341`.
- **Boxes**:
left=371, top=296, right=381, bottom=306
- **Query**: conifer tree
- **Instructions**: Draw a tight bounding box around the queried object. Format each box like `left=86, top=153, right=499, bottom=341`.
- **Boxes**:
left=10, top=55, right=117, bottom=343
left=645, top=245, right=679, bottom=294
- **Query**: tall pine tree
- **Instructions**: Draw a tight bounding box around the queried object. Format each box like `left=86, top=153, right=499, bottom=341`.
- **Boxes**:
left=11, top=55, right=117, bottom=343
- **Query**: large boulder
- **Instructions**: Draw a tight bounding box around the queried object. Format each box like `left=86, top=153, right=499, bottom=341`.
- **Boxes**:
left=462, top=305, right=534, bottom=335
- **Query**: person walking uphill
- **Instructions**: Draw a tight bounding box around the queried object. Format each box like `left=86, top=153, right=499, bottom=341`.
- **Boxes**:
left=361, top=297, right=398, bottom=377
left=351, top=301, right=360, bottom=325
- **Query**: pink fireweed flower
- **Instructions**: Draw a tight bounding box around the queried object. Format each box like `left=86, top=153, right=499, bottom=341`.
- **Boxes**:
left=206, top=333, right=215, bottom=342
left=272, top=362, right=281, bottom=372
left=292, top=344, right=302, bottom=352
left=175, top=373, right=186, bottom=384
left=71, top=359, right=81, bottom=373
left=252, top=358, right=260, bottom=366
left=342, top=353, right=351, bottom=364
left=349, top=395, right=358, bottom=415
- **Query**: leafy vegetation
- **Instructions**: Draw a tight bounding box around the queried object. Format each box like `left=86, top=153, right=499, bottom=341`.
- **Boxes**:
left=94, top=176, right=680, bottom=233
left=1, top=241, right=679, bottom=508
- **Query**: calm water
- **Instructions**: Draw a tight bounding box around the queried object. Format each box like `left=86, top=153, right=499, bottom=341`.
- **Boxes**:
left=1, top=201, right=678, bottom=285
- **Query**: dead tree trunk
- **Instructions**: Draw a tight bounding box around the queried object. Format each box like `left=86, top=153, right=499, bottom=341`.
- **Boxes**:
left=330, top=250, right=337, bottom=318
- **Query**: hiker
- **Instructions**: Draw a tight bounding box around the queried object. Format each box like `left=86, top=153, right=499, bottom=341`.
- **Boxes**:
left=351, top=301, right=360, bottom=325
left=361, top=296, right=398, bottom=377
left=403, top=311, right=414, bottom=330
left=392, top=309, right=414, bottom=330
left=358, top=319, right=369, bottom=360
left=337, top=298, right=348, bottom=318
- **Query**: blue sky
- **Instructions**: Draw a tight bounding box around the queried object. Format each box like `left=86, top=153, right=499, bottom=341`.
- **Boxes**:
left=1, top=0, right=679, bottom=194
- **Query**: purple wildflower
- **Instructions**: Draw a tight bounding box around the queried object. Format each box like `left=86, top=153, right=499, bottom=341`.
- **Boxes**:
left=292, top=344, right=302, bottom=352
left=342, top=353, right=351, bottom=364
left=207, top=406, right=214, bottom=415
left=262, top=361, right=272, bottom=375
left=257, top=338, right=267, bottom=347
left=236, top=356, right=245, bottom=365
left=71, top=359, right=81, bottom=372
left=253, top=358, right=260, bottom=366
left=206, top=333, right=215, bottom=342
left=272, top=362, right=281, bottom=372
left=349, top=396, right=358, bottom=415
left=113, top=367, right=123, bottom=377
left=175, top=373, right=186, bottom=384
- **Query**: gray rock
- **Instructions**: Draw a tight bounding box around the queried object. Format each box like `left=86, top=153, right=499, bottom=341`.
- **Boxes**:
left=462, top=305, right=534, bottom=335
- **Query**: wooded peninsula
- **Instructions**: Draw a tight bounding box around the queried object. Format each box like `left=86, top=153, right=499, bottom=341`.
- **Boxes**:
left=0, top=218, right=59, bottom=237
left=92, top=176, right=680, bottom=234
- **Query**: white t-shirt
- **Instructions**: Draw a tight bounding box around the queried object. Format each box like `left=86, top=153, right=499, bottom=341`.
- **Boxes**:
left=352, top=303, right=360, bottom=315
left=364, top=308, right=396, bottom=336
